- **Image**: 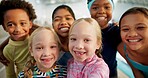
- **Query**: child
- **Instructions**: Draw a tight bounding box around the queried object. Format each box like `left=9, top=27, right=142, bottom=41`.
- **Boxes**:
left=67, top=18, right=109, bottom=78
left=18, top=27, right=67, bottom=78
left=0, top=0, right=36, bottom=78
left=0, top=4, right=75, bottom=67
left=87, top=0, right=121, bottom=77
left=52, top=5, right=75, bottom=66
left=118, top=7, right=148, bottom=78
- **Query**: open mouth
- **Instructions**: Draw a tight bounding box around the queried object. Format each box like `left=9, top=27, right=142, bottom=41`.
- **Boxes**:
left=127, top=39, right=142, bottom=42
left=59, top=27, right=69, bottom=32
left=74, top=51, right=86, bottom=56
left=97, top=17, right=107, bottom=21
left=41, top=58, right=52, bottom=63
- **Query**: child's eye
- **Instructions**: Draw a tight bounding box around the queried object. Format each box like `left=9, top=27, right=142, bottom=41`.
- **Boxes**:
left=104, top=6, right=111, bottom=10
left=36, top=47, right=43, bottom=50
left=7, top=23, right=14, bottom=27
left=137, top=26, right=145, bottom=30
left=20, top=22, right=27, bottom=26
left=70, top=38, right=76, bottom=41
left=92, top=7, right=99, bottom=10
left=66, top=17, right=73, bottom=20
left=50, top=45, right=57, bottom=48
left=54, top=18, right=60, bottom=22
left=121, top=28, right=129, bottom=32
left=84, top=39, right=90, bottom=42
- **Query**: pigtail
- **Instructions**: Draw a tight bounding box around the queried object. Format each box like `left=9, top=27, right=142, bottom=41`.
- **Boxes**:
left=23, top=56, right=36, bottom=78
left=96, top=48, right=102, bottom=58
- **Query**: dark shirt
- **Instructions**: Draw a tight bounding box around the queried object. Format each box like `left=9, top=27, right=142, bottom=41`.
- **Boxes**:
left=58, top=52, right=73, bottom=66
left=101, top=23, right=121, bottom=77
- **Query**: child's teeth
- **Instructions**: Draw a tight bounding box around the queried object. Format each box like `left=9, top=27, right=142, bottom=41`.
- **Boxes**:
left=60, top=28, right=68, bottom=32
left=98, top=17, right=105, bottom=20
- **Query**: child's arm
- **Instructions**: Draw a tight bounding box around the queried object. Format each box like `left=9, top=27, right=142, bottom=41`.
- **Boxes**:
left=0, top=37, right=10, bottom=66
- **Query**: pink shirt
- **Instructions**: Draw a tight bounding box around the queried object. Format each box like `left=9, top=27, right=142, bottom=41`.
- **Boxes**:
left=67, top=55, right=109, bottom=78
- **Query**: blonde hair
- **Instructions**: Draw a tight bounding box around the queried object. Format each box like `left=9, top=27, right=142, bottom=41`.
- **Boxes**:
left=24, top=26, right=61, bottom=78
left=69, top=18, right=102, bottom=57
left=29, top=26, right=61, bottom=48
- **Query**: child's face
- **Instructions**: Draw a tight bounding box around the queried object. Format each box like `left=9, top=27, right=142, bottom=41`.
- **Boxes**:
left=30, top=29, right=59, bottom=72
left=52, top=9, right=75, bottom=38
left=69, top=21, right=100, bottom=62
left=3, top=9, right=32, bottom=41
left=120, top=13, right=148, bottom=51
left=90, top=0, right=113, bottom=29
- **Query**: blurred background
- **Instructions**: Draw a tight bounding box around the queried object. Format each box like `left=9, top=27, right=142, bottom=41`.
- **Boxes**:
left=0, top=0, right=148, bottom=78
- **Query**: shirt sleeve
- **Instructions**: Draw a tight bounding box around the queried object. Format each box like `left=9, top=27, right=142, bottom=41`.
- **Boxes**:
left=18, top=71, right=25, bottom=78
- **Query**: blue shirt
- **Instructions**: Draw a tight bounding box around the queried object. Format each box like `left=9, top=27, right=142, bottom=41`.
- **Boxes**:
left=124, top=44, right=148, bottom=78
left=58, top=51, right=73, bottom=66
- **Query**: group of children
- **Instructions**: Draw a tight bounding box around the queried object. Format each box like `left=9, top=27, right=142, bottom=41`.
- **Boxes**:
left=0, top=0, right=147, bottom=78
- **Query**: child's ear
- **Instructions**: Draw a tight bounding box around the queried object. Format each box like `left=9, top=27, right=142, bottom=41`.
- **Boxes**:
left=3, top=25, right=8, bottom=32
left=29, top=46, right=33, bottom=56
left=97, top=43, right=101, bottom=49
left=29, top=21, right=33, bottom=29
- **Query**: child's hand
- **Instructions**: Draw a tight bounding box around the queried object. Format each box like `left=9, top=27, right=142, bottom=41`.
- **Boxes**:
left=0, top=49, right=9, bottom=66
left=113, top=22, right=119, bottom=26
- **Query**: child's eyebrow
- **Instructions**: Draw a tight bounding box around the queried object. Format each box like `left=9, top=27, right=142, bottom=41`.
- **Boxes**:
left=7, top=21, right=13, bottom=24
left=54, top=16, right=61, bottom=19
left=34, top=42, right=43, bottom=46
left=136, top=23, right=147, bottom=26
left=69, top=34, right=75, bottom=37
left=104, top=3, right=112, bottom=6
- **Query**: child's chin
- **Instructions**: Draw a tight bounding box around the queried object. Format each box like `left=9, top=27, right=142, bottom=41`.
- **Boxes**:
left=75, top=58, right=86, bottom=62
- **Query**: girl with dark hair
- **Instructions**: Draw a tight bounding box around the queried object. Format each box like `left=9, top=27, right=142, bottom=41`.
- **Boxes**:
left=52, top=5, right=76, bottom=66
left=118, top=7, right=148, bottom=78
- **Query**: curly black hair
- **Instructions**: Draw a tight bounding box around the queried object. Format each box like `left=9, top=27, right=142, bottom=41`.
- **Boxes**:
left=0, top=0, right=37, bottom=26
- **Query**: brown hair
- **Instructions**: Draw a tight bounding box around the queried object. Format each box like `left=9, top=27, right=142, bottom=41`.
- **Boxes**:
left=119, top=7, right=148, bottom=29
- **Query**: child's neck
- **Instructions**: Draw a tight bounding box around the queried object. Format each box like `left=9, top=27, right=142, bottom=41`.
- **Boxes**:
left=59, top=36, right=69, bottom=51
left=10, top=35, right=29, bottom=41
left=101, top=24, right=109, bottom=29
left=127, top=47, right=148, bottom=65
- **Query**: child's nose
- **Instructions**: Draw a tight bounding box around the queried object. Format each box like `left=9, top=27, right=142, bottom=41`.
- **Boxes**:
left=60, top=19, right=67, bottom=26
left=97, top=7, right=105, bottom=14
left=42, top=48, right=51, bottom=56
left=14, top=25, right=22, bottom=32
left=128, top=30, right=138, bottom=37
left=75, top=41, right=84, bottom=50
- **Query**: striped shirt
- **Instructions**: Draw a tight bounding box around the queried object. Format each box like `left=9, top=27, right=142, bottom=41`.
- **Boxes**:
left=18, top=64, right=67, bottom=78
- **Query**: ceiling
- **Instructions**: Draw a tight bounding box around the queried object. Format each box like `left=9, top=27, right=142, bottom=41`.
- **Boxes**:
left=33, top=0, right=148, bottom=6
left=34, top=0, right=83, bottom=5
left=117, top=0, right=148, bottom=6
